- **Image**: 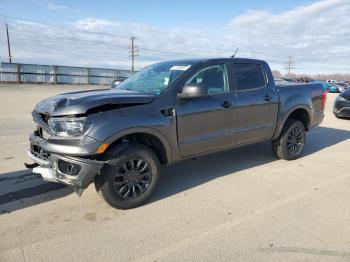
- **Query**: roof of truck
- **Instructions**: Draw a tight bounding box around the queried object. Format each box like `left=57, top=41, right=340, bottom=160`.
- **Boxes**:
left=162, top=57, right=266, bottom=64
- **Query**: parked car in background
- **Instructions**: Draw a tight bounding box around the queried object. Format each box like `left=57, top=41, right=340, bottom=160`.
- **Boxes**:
left=111, top=77, right=128, bottom=88
left=111, top=79, right=124, bottom=88
left=297, top=77, right=313, bottom=83
left=329, top=83, right=341, bottom=93
left=312, top=81, right=339, bottom=93
left=334, top=89, right=350, bottom=118
left=327, top=80, right=337, bottom=84
left=335, top=82, right=349, bottom=93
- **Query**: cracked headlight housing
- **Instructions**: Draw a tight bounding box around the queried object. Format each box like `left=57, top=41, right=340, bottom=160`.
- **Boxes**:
left=48, top=117, right=92, bottom=137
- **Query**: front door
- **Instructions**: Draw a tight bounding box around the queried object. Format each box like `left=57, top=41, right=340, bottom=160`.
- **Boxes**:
left=176, top=63, right=237, bottom=157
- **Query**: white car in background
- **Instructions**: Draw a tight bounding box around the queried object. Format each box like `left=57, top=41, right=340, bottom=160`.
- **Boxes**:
left=335, top=82, right=349, bottom=93
left=327, top=80, right=337, bottom=84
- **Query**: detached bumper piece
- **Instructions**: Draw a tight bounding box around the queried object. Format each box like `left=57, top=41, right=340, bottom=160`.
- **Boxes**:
left=26, top=150, right=104, bottom=189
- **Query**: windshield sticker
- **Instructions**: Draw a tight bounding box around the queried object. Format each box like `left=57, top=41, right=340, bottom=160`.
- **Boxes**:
left=170, top=65, right=191, bottom=71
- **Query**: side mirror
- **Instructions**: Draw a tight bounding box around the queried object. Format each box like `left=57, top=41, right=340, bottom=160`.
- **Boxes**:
left=178, top=84, right=208, bottom=99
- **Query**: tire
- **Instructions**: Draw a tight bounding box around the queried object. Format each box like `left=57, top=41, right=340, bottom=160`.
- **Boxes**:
left=95, top=143, right=160, bottom=209
left=272, top=119, right=306, bottom=160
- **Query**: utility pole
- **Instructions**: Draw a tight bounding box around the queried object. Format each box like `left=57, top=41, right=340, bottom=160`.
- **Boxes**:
left=5, top=19, right=12, bottom=63
left=284, top=56, right=295, bottom=78
left=129, top=37, right=139, bottom=72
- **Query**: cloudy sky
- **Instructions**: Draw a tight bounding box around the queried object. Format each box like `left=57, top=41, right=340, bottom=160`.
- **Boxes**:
left=0, top=0, right=350, bottom=74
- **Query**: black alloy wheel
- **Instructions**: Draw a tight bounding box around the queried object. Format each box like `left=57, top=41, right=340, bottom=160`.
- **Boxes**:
left=286, top=127, right=304, bottom=155
left=114, top=158, right=152, bottom=199
left=272, top=119, right=306, bottom=160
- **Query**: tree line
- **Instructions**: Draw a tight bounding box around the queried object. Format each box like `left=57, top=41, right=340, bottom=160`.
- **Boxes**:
left=272, top=70, right=349, bottom=81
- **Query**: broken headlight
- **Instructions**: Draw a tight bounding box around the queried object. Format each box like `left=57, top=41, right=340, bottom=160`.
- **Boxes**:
left=48, top=117, right=92, bottom=137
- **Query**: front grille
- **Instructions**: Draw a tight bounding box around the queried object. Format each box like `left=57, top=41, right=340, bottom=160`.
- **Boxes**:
left=335, top=102, right=343, bottom=111
left=334, top=101, right=349, bottom=111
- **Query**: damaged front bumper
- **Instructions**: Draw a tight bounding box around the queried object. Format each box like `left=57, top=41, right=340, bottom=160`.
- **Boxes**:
left=26, top=134, right=104, bottom=190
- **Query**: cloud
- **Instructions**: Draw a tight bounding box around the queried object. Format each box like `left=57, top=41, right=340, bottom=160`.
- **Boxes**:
left=73, top=18, right=121, bottom=29
left=226, top=0, right=350, bottom=72
left=30, top=0, right=69, bottom=11
left=1, top=0, right=350, bottom=74
left=47, top=3, right=68, bottom=11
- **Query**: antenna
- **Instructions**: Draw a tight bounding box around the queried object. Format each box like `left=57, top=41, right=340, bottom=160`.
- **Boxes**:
left=231, top=48, right=238, bottom=58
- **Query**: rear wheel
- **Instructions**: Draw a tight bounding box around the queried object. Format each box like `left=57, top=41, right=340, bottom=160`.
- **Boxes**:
left=272, top=119, right=306, bottom=160
left=95, top=143, right=160, bottom=209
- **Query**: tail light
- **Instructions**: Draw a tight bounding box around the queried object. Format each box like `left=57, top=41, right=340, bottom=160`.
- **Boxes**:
left=322, top=90, right=327, bottom=111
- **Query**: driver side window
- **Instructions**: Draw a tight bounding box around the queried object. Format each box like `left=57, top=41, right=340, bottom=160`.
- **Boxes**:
left=186, top=64, right=229, bottom=94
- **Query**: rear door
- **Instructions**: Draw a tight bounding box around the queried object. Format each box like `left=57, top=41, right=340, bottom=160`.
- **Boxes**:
left=231, top=63, right=279, bottom=144
left=176, top=63, right=237, bottom=156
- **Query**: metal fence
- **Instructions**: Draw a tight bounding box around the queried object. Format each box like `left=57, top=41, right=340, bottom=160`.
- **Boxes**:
left=0, top=62, right=134, bottom=85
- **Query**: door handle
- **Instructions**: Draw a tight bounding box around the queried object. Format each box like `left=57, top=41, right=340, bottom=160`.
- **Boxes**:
left=264, top=95, right=272, bottom=102
left=221, top=101, right=232, bottom=109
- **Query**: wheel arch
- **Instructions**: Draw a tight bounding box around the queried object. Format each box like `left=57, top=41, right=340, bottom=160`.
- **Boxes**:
left=102, top=127, right=172, bottom=165
left=274, top=106, right=311, bottom=139
left=286, top=107, right=310, bottom=130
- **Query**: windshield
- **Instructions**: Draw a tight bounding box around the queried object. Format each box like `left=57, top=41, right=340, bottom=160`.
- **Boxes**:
left=115, top=61, right=194, bottom=95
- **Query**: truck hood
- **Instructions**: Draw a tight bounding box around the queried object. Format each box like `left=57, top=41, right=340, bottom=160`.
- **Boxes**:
left=34, top=88, right=156, bottom=116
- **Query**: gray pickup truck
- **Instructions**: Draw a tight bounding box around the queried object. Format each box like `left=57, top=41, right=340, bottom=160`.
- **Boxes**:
left=26, top=58, right=326, bottom=209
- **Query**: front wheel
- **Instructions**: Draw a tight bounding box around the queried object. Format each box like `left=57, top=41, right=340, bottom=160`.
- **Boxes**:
left=95, top=143, right=160, bottom=209
left=272, top=119, right=306, bottom=160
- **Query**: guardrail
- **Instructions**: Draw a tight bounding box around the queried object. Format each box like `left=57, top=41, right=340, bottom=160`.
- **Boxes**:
left=0, top=62, right=134, bottom=85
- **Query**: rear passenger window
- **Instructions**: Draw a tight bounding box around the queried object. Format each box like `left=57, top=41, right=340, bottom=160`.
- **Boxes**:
left=233, top=64, right=266, bottom=91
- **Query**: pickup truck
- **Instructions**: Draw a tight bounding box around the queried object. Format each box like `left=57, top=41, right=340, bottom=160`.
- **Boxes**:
left=26, top=58, right=326, bottom=209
